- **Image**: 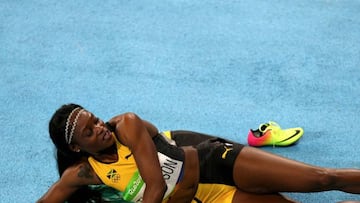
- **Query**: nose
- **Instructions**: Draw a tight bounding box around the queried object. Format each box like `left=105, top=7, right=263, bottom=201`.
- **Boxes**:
left=94, top=122, right=105, bottom=136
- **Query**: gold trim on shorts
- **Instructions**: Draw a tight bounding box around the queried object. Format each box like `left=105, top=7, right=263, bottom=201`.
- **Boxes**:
left=192, top=183, right=237, bottom=203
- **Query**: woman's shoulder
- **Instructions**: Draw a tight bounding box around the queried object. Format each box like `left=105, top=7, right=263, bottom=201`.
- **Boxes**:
left=107, top=112, right=141, bottom=131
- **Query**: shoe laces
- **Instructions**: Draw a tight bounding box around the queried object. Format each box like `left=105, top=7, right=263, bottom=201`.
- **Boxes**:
left=258, top=121, right=280, bottom=133
left=258, top=121, right=281, bottom=147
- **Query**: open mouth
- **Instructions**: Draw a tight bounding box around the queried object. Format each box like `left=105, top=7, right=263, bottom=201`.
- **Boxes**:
left=103, top=130, right=111, bottom=140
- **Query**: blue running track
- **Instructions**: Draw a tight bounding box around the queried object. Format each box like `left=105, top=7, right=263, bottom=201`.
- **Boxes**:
left=1, top=0, right=360, bottom=202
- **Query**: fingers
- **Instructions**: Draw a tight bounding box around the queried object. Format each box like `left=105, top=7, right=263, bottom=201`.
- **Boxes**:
left=105, top=121, right=115, bottom=132
left=106, top=116, right=122, bottom=132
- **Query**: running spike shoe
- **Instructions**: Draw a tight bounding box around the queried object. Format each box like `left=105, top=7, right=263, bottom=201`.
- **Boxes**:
left=247, top=121, right=304, bottom=147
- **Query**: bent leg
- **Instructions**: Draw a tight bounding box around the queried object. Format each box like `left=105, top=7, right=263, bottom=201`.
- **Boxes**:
left=171, top=130, right=216, bottom=146
left=232, top=190, right=297, bottom=203
left=233, top=146, right=360, bottom=194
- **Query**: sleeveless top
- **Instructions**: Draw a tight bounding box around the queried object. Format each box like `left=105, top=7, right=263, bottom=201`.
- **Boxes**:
left=88, top=133, right=185, bottom=202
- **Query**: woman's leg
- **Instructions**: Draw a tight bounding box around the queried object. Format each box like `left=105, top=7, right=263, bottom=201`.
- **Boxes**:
left=170, top=130, right=216, bottom=146
left=233, top=146, right=360, bottom=194
left=232, top=190, right=297, bottom=203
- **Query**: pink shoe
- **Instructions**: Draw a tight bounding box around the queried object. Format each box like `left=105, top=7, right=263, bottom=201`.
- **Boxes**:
left=247, top=121, right=304, bottom=147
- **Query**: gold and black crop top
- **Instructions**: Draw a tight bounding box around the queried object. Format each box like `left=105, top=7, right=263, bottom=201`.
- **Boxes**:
left=88, top=133, right=185, bottom=202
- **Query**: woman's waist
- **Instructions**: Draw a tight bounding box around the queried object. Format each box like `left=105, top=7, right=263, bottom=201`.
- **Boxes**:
left=166, top=147, right=199, bottom=201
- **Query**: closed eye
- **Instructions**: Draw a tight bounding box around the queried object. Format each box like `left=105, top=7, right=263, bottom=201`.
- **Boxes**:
left=85, top=129, right=93, bottom=137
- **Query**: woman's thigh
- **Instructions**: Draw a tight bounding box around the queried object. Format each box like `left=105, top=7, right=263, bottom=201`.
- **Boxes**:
left=233, top=146, right=329, bottom=193
left=232, top=190, right=297, bottom=203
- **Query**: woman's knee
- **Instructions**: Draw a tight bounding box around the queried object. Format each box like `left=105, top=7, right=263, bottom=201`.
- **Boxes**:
left=310, top=168, right=337, bottom=191
left=232, top=190, right=297, bottom=203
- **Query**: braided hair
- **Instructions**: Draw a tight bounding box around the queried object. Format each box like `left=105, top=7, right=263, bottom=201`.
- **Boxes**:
left=49, top=104, right=103, bottom=203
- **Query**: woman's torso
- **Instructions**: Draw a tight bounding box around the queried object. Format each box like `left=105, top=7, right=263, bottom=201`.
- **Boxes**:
left=87, top=134, right=199, bottom=202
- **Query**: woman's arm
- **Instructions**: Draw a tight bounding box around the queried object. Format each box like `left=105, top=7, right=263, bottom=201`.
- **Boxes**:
left=167, top=146, right=199, bottom=203
left=141, top=119, right=159, bottom=137
left=37, top=162, right=101, bottom=203
left=108, top=113, right=167, bottom=203
left=36, top=180, right=77, bottom=203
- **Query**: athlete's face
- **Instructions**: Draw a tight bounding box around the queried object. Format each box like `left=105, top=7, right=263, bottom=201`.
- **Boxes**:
left=70, top=110, right=115, bottom=155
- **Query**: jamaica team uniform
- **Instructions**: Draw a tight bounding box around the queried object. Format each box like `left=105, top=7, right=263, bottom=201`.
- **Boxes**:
left=89, top=131, right=244, bottom=202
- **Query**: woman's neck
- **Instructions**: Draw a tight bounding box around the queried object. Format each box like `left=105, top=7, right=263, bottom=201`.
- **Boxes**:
left=92, top=143, right=118, bottom=163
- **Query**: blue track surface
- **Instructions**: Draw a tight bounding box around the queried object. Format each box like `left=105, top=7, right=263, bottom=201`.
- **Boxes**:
left=1, top=0, right=360, bottom=202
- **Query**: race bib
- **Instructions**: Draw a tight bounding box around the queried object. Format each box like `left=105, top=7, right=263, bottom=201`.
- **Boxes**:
left=122, top=152, right=183, bottom=202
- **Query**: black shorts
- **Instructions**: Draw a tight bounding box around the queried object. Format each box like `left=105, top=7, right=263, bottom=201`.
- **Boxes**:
left=196, top=137, right=244, bottom=185
left=170, top=131, right=244, bottom=186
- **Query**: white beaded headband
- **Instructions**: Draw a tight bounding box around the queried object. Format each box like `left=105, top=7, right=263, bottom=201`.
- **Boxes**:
left=64, top=107, right=85, bottom=144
